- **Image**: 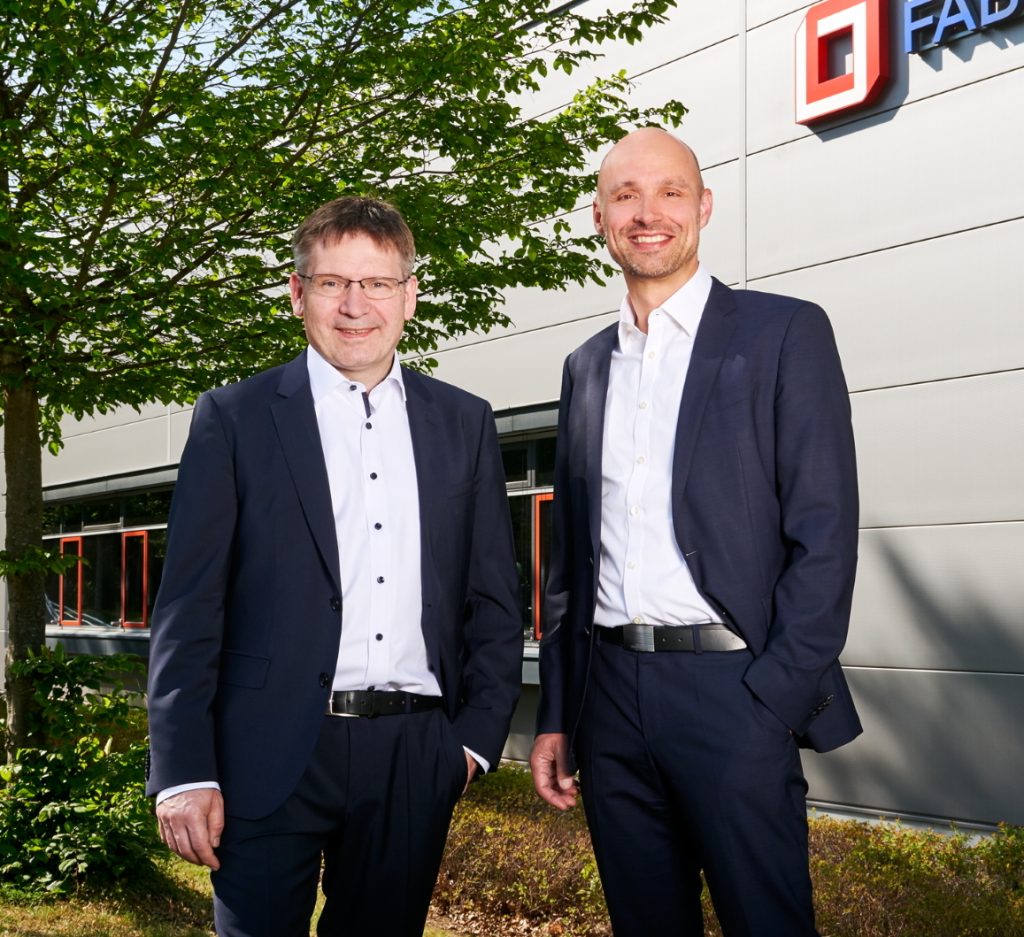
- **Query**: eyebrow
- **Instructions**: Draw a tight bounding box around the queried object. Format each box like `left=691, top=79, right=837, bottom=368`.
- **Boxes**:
left=606, top=177, right=695, bottom=193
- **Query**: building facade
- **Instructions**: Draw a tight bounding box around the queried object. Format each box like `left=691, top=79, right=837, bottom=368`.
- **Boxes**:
left=3, top=1, right=1023, bottom=827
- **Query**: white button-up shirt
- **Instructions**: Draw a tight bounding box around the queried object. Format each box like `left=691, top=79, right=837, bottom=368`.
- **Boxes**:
left=307, top=345, right=441, bottom=696
left=594, top=264, right=720, bottom=629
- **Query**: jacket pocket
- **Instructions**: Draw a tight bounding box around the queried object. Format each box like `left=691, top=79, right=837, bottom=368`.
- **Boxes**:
left=219, top=650, right=270, bottom=689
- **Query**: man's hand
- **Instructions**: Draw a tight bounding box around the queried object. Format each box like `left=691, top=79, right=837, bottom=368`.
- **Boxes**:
left=156, top=788, right=225, bottom=870
left=530, top=732, right=578, bottom=810
left=463, top=751, right=479, bottom=795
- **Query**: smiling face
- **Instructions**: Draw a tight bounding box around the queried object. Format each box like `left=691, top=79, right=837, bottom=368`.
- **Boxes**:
left=290, top=233, right=417, bottom=389
left=593, top=128, right=713, bottom=302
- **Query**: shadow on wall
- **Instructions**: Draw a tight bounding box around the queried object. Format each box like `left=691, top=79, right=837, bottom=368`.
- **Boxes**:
left=806, top=526, right=1024, bottom=827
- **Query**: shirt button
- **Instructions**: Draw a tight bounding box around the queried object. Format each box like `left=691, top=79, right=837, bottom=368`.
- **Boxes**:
left=330, top=597, right=341, bottom=611
left=365, top=422, right=372, bottom=429
left=638, top=401, right=648, bottom=410
left=318, top=672, right=330, bottom=688
left=374, top=522, right=382, bottom=530
left=647, top=351, right=655, bottom=359
left=377, top=576, right=385, bottom=584
left=375, top=633, right=383, bottom=641
left=632, top=616, right=643, bottom=625
left=629, top=506, right=641, bottom=517
left=636, top=455, right=646, bottom=465
left=370, top=472, right=378, bottom=480
left=349, top=385, right=357, bottom=391
left=627, top=561, right=637, bottom=570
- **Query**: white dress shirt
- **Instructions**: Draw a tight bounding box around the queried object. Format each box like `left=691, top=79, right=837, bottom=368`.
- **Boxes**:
left=308, top=346, right=441, bottom=696
left=594, top=264, right=720, bottom=629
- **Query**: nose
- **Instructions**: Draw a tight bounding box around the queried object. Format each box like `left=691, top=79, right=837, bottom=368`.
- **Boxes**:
left=633, top=196, right=661, bottom=225
left=337, top=280, right=371, bottom=316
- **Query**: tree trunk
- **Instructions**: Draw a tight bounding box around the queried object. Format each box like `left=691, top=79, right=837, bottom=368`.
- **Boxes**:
left=3, top=370, right=45, bottom=759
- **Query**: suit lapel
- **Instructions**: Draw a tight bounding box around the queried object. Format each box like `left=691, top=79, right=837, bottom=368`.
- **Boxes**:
left=672, top=279, right=738, bottom=508
left=402, top=369, right=443, bottom=611
left=271, top=352, right=342, bottom=595
left=581, top=326, right=617, bottom=574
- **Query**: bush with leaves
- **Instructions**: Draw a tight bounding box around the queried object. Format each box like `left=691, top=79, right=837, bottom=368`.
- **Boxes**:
left=0, top=645, right=156, bottom=895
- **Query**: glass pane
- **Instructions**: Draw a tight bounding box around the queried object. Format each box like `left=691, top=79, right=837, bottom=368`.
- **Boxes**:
left=123, top=490, right=173, bottom=527
left=42, top=505, right=64, bottom=536
left=50, top=502, right=84, bottom=533
left=123, top=533, right=147, bottom=626
left=81, top=498, right=121, bottom=528
left=59, top=539, right=83, bottom=625
left=535, top=436, right=557, bottom=487
left=80, top=533, right=121, bottom=626
left=45, top=560, right=60, bottom=625
left=535, top=497, right=553, bottom=640
left=147, top=528, right=168, bottom=626
left=507, top=495, right=534, bottom=640
left=501, top=442, right=529, bottom=486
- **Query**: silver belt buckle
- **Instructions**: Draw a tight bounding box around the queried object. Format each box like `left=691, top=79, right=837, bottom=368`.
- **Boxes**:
left=623, top=623, right=655, bottom=653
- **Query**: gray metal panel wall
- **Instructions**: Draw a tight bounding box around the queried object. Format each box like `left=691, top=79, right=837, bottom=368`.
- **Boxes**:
left=431, top=1, right=1024, bottom=826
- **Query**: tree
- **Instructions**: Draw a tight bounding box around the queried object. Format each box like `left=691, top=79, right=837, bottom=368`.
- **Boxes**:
left=0, top=0, right=684, bottom=753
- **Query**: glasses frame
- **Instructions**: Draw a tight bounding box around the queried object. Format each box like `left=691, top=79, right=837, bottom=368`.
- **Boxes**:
left=297, top=273, right=410, bottom=300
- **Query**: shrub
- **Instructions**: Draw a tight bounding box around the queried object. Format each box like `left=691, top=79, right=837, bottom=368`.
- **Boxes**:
left=0, top=645, right=158, bottom=896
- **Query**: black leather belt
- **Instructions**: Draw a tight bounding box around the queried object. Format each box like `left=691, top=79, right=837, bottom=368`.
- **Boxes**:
left=326, top=690, right=443, bottom=717
left=598, top=623, right=747, bottom=653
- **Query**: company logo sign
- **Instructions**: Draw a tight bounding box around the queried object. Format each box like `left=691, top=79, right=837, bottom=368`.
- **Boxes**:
left=795, top=0, right=1024, bottom=125
left=796, top=0, right=889, bottom=125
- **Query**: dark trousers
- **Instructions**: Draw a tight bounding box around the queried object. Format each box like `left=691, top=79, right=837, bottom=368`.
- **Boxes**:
left=211, top=707, right=467, bottom=937
left=576, top=637, right=818, bottom=937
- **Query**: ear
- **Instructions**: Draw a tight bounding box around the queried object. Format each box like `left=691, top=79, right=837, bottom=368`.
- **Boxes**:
left=289, top=273, right=304, bottom=317
left=698, top=187, right=714, bottom=230
left=592, top=198, right=604, bottom=236
left=403, top=275, right=418, bottom=322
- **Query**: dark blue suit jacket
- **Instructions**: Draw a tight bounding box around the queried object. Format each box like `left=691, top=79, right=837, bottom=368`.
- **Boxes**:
left=537, top=279, right=862, bottom=753
left=146, top=351, right=522, bottom=819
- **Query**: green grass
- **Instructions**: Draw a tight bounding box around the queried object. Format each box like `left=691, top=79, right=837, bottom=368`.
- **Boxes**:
left=435, top=765, right=1024, bottom=937
left=0, top=856, right=464, bottom=936
left=3, top=762, right=1022, bottom=936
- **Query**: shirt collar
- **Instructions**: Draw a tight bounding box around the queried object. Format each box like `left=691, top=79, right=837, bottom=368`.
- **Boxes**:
left=305, top=345, right=407, bottom=405
left=617, top=263, right=713, bottom=349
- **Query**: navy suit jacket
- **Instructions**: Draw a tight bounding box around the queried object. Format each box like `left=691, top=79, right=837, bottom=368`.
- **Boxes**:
left=146, top=351, right=523, bottom=819
left=537, top=279, right=862, bottom=753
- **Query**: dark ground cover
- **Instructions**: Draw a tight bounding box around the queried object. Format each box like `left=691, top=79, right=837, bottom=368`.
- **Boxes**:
left=436, top=765, right=1024, bottom=937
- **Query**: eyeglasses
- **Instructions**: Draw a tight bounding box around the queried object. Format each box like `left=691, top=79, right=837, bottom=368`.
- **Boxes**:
left=298, top=274, right=409, bottom=300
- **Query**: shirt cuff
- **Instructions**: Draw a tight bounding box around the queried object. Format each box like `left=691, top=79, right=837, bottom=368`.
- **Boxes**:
left=156, top=780, right=221, bottom=806
left=463, top=747, right=489, bottom=775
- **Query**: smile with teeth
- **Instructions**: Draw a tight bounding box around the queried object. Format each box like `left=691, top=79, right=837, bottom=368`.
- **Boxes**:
left=631, top=234, right=671, bottom=244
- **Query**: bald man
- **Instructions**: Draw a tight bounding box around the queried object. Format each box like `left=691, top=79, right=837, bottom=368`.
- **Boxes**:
left=529, top=129, right=861, bottom=937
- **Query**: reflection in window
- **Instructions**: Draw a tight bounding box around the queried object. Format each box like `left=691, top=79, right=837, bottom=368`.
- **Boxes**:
left=501, top=434, right=556, bottom=643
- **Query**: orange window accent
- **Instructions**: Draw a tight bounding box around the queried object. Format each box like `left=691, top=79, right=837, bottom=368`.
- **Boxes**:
left=59, top=537, right=84, bottom=626
left=121, top=530, right=150, bottom=629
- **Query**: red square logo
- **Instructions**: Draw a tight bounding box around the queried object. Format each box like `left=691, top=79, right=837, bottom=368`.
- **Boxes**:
left=796, top=0, right=890, bottom=125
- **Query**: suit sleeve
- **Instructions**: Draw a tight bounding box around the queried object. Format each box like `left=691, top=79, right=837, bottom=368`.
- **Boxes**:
left=743, top=303, right=859, bottom=735
left=536, top=359, right=576, bottom=736
left=451, top=401, right=524, bottom=769
left=146, top=392, right=237, bottom=796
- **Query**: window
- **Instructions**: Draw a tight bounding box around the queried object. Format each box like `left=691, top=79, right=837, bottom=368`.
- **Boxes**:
left=501, top=435, right=556, bottom=643
left=44, top=490, right=169, bottom=630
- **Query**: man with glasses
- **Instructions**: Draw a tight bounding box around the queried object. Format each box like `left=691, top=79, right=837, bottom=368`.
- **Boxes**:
left=147, top=196, right=522, bottom=936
